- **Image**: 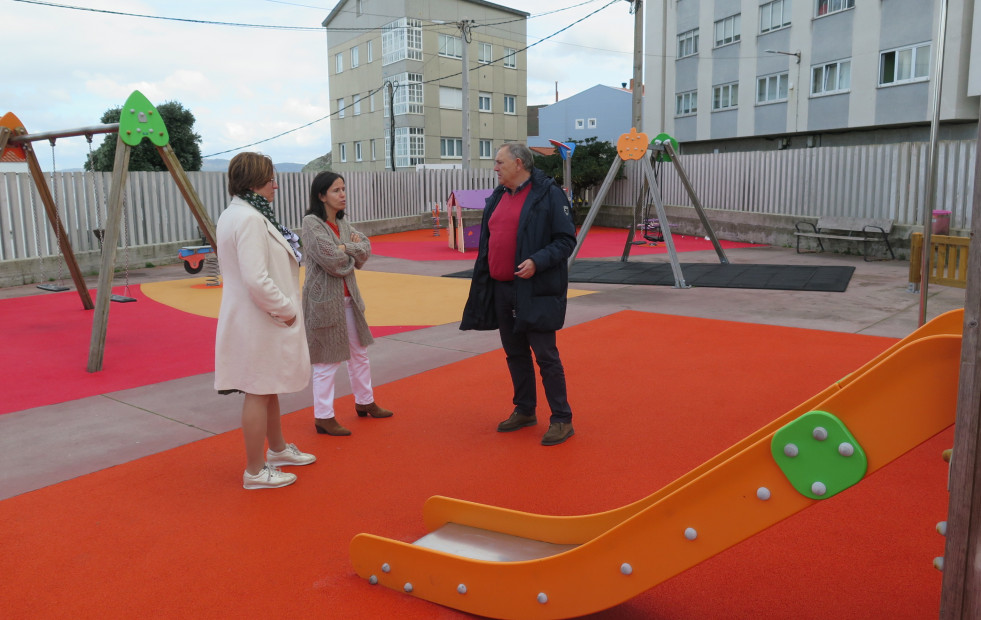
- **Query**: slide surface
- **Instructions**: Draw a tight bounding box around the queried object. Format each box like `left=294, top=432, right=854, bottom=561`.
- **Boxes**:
left=349, top=310, right=963, bottom=619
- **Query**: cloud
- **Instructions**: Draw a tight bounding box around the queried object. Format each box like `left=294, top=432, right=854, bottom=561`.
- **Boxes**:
left=8, top=0, right=633, bottom=169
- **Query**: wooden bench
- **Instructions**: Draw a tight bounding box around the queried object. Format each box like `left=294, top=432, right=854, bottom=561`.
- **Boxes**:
left=908, top=232, right=969, bottom=290
left=794, top=217, right=895, bottom=261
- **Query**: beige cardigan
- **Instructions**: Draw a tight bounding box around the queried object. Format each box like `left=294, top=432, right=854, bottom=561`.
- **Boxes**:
left=300, top=214, right=374, bottom=365
left=214, top=198, right=311, bottom=394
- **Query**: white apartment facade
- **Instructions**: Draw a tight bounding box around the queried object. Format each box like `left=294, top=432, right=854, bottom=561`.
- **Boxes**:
left=644, top=0, right=981, bottom=152
left=323, top=0, right=528, bottom=171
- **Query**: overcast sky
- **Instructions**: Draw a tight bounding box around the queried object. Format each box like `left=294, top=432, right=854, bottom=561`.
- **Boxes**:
left=5, top=0, right=636, bottom=170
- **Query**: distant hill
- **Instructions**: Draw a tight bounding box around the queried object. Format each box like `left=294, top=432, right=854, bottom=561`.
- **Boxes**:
left=199, top=158, right=229, bottom=172
left=199, top=159, right=306, bottom=173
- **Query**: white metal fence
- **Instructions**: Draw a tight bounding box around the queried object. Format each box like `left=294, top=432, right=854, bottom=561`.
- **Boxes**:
left=0, top=140, right=975, bottom=262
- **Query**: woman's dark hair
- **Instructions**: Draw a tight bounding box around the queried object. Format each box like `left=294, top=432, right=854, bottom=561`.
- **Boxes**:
left=227, top=152, right=274, bottom=196
left=307, top=171, right=346, bottom=220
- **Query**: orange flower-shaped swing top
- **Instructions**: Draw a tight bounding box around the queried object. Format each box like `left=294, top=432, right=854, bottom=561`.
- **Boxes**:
left=616, top=127, right=649, bottom=161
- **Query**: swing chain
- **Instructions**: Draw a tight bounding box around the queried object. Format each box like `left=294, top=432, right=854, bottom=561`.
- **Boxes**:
left=48, top=138, right=69, bottom=286
left=25, top=142, right=49, bottom=283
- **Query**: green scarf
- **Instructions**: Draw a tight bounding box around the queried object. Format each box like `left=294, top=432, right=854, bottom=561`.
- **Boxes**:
left=239, top=191, right=302, bottom=263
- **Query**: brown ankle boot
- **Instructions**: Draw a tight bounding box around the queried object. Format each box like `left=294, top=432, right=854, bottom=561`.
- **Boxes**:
left=315, top=417, right=351, bottom=436
left=355, top=402, right=393, bottom=418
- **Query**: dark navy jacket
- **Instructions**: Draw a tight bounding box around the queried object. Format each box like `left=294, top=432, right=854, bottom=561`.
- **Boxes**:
left=460, top=168, right=576, bottom=333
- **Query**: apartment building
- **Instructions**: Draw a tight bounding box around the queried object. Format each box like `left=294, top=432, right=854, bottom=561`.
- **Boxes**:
left=322, top=0, right=528, bottom=171
left=644, top=0, right=980, bottom=153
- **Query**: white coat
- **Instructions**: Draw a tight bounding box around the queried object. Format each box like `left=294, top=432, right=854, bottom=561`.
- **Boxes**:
left=214, top=197, right=311, bottom=394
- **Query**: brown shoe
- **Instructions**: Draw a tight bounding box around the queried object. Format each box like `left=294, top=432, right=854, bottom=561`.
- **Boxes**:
left=355, top=402, right=393, bottom=418
left=497, top=409, right=537, bottom=432
left=541, top=422, right=574, bottom=446
left=315, top=417, right=351, bottom=436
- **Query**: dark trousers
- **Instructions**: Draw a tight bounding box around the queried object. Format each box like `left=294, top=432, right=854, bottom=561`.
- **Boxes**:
left=493, top=279, right=572, bottom=423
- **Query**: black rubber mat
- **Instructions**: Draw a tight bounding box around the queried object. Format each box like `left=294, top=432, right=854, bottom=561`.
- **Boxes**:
left=444, top=261, right=856, bottom=292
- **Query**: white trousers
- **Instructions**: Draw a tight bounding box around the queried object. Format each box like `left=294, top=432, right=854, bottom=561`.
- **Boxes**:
left=312, top=298, right=374, bottom=419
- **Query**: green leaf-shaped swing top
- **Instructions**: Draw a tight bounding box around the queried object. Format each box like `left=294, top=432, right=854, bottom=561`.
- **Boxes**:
left=118, top=90, right=169, bottom=147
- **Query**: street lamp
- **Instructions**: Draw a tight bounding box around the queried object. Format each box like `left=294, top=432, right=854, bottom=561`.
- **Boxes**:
left=765, top=48, right=801, bottom=64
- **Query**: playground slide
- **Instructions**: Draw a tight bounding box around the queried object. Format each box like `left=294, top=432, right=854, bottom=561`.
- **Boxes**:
left=349, top=311, right=963, bottom=619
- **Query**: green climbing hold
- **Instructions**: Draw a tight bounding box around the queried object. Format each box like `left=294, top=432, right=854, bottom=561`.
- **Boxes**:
left=118, top=90, right=169, bottom=147
left=651, top=133, right=678, bottom=162
left=771, top=410, right=867, bottom=500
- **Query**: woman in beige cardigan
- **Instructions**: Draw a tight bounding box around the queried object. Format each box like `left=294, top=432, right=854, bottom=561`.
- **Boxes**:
left=215, top=152, right=315, bottom=489
left=301, top=171, right=393, bottom=436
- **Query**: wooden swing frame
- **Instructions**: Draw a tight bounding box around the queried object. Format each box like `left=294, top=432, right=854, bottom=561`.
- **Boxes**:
left=0, top=98, right=217, bottom=372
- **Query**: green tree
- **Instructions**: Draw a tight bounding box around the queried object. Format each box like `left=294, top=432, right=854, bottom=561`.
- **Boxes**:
left=533, top=137, right=624, bottom=224
left=86, top=101, right=202, bottom=172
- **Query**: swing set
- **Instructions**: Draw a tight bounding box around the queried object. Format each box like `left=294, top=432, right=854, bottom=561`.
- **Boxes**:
left=0, top=90, right=217, bottom=372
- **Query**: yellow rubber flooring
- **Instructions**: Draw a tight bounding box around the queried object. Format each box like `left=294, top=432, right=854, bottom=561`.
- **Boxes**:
left=141, top=268, right=593, bottom=327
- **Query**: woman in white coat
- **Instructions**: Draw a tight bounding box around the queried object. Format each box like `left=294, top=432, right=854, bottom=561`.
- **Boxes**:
left=301, top=171, right=393, bottom=436
left=214, top=152, right=316, bottom=489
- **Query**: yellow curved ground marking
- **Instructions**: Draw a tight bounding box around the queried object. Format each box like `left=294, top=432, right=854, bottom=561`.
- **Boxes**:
left=140, top=268, right=594, bottom=327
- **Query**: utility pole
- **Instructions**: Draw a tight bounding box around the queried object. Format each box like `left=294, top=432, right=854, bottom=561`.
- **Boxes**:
left=459, top=19, right=474, bottom=170
left=386, top=81, right=396, bottom=171
left=631, top=0, right=644, bottom=132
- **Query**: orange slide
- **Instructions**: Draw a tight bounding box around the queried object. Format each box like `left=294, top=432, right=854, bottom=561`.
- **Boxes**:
left=350, top=310, right=964, bottom=619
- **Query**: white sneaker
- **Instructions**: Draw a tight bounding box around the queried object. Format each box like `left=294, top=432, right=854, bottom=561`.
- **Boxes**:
left=243, top=464, right=297, bottom=489
left=266, top=443, right=317, bottom=467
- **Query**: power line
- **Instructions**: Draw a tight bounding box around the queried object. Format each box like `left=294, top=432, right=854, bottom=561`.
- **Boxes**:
left=11, top=0, right=325, bottom=29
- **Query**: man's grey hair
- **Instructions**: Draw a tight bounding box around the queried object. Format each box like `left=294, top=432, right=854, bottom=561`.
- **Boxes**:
left=500, top=142, right=535, bottom=172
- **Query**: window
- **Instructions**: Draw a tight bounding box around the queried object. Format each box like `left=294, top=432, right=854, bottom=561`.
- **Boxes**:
left=391, top=72, right=424, bottom=115
left=439, top=34, right=463, bottom=59
left=757, top=72, right=789, bottom=103
left=387, top=127, right=425, bottom=168
left=504, top=48, right=516, bottom=68
left=811, top=59, right=851, bottom=95
left=335, top=53, right=343, bottom=73
left=351, top=46, right=359, bottom=68
left=439, top=87, right=462, bottom=109
left=353, top=94, right=362, bottom=115
left=503, top=95, right=516, bottom=115
left=575, top=118, right=584, bottom=129
left=760, top=0, right=791, bottom=34
left=712, top=82, right=739, bottom=110
left=678, top=29, right=699, bottom=58
left=440, top=138, right=464, bottom=158
left=479, top=42, right=492, bottom=64
left=382, top=18, right=423, bottom=65
left=355, top=141, right=363, bottom=162
left=588, top=118, right=597, bottom=128
left=370, top=139, right=377, bottom=161
left=676, top=90, right=697, bottom=116
left=367, top=40, right=373, bottom=63
left=339, top=143, right=347, bottom=163
left=370, top=92, right=376, bottom=113
left=714, top=15, right=740, bottom=47
left=478, top=92, right=492, bottom=112
left=337, top=97, right=345, bottom=119
left=479, top=139, right=493, bottom=159
left=816, top=0, right=853, bottom=17
left=879, top=43, right=930, bottom=86
left=356, top=0, right=363, bottom=16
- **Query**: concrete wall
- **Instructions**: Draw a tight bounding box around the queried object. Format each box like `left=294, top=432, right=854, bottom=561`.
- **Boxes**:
left=0, top=206, right=934, bottom=288
left=589, top=204, right=934, bottom=260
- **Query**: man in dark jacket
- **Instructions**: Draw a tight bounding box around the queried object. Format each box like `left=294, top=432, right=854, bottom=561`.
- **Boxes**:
left=460, top=142, right=577, bottom=446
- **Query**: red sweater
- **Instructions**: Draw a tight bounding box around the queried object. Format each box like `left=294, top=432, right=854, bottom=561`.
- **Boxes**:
left=487, top=184, right=530, bottom=281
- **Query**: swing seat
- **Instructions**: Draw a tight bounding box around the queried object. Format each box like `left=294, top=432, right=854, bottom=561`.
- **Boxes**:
left=37, top=283, right=70, bottom=292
